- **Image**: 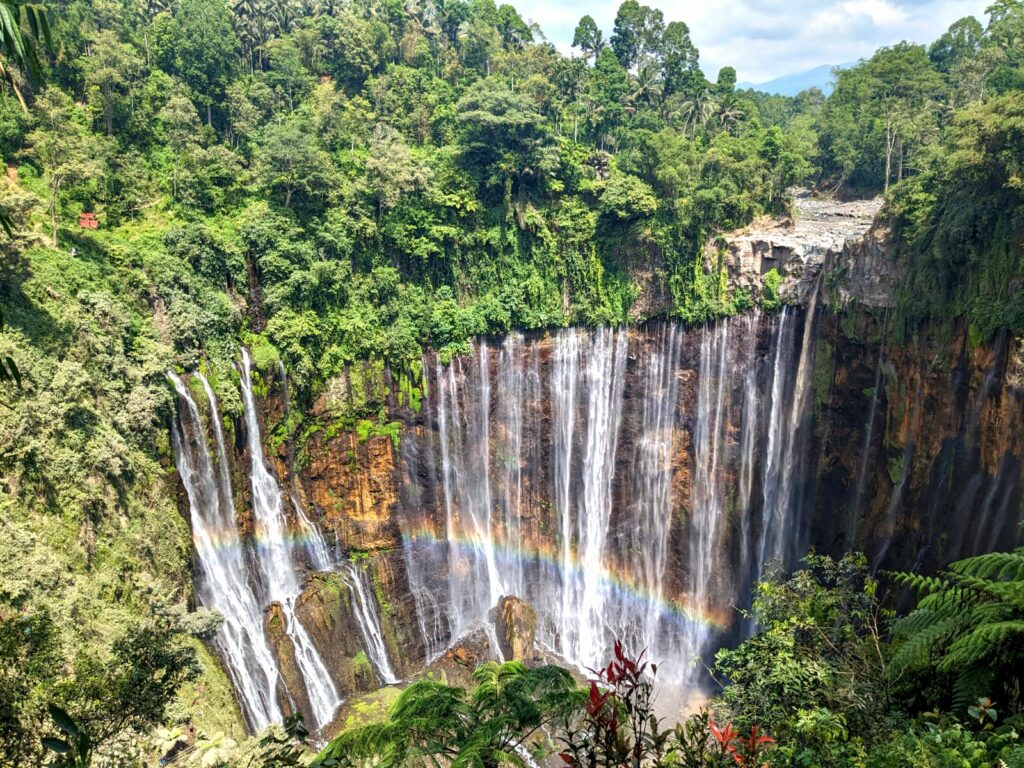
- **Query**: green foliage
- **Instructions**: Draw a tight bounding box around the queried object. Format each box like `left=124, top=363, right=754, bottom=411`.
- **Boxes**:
left=890, top=547, right=1024, bottom=715
left=761, top=267, right=783, bottom=312
left=714, top=553, right=892, bottom=766
left=313, top=661, right=579, bottom=768
left=888, top=91, right=1024, bottom=340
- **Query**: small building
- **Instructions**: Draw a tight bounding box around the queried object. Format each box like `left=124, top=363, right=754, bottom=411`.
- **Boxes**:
left=79, top=212, right=98, bottom=230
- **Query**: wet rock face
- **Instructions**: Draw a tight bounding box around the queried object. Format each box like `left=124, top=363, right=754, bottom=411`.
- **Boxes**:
left=301, top=432, right=401, bottom=552
left=264, top=603, right=307, bottom=721
left=811, top=316, right=1024, bottom=572
left=494, top=596, right=538, bottom=662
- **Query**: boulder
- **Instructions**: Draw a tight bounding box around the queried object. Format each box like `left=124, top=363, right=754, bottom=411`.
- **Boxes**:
left=495, top=596, right=537, bottom=662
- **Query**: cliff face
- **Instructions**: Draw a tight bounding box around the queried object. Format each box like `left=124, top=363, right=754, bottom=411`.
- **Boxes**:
left=811, top=316, right=1024, bottom=572
left=711, top=194, right=1023, bottom=571
left=710, top=195, right=889, bottom=307
left=181, top=194, right=1022, bottom=734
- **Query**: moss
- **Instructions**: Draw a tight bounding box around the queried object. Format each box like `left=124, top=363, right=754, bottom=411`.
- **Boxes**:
left=244, top=334, right=281, bottom=373
left=888, top=453, right=905, bottom=486
left=813, top=340, right=834, bottom=416
left=351, top=650, right=373, bottom=679
left=762, top=268, right=783, bottom=312
left=340, top=687, right=402, bottom=731
left=396, top=362, right=424, bottom=414
left=370, top=566, right=393, bottom=616
left=169, top=642, right=246, bottom=740
left=355, top=418, right=402, bottom=450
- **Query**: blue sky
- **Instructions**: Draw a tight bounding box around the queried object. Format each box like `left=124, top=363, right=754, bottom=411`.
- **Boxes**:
left=514, top=0, right=991, bottom=83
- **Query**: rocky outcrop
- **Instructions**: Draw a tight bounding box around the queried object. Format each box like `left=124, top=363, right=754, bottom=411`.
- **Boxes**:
left=264, top=603, right=308, bottom=720
left=494, top=596, right=537, bottom=662
left=711, top=194, right=886, bottom=306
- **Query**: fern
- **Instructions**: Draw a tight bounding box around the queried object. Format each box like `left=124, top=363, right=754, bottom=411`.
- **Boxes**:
left=312, top=662, right=579, bottom=768
left=890, top=546, right=1024, bottom=716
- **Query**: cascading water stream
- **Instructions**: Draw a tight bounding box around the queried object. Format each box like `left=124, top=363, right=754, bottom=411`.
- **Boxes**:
left=168, top=372, right=283, bottom=731
left=575, top=328, right=629, bottom=668
left=339, top=563, right=399, bottom=685
left=408, top=313, right=821, bottom=684
left=239, top=349, right=341, bottom=729
left=625, top=323, right=684, bottom=673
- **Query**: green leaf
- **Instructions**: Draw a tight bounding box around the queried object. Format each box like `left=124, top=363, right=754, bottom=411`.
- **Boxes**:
left=48, top=704, right=80, bottom=738
left=3, top=357, right=21, bottom=387
left=41, top=737, right=70, bottom=754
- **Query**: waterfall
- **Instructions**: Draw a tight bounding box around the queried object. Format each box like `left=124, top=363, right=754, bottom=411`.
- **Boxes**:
left=239, top=350, right=341, bottom=729
left=405, top=314, right=821, bottom=683
left=737, top=312, right=761, bottom=579
left=626, top=323, right=684, bottom=673
left=575, top=327, right=629, bottom=668
left=496, top=333, right=527, bottom=601
left=551, top=328, right=580, bottom=661
left=167, top=372, right=283, bottom=731
left=687, top=319, right=732, bottom=675
left=776, top=277, right=822, bottom=567
left=758, top=308, right=795, bottom=576
left=850, top=339, right=886, bottom=543
left=293, top=494, right=334, bottom=572
left=277, top=360, right=336, bottom=572
left=399, top=354, right=451, bottom=661
left=437, top=349, right=503, bottom=637
left=339, top=563, right=399, bottom=685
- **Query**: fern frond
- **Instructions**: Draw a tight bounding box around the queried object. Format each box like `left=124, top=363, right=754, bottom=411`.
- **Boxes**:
left=891, top=613, right=969, bottom=671
left=950, top=549, right=1024, bottom=581
left=941, top=621, right=1024, bottom=670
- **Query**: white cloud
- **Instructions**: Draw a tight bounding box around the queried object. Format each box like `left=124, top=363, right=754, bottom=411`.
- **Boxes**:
left=516, top=0, right=991, bottom=83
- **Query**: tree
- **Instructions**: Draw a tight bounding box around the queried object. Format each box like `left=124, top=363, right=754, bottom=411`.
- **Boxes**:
left=256, top=116, right=330, bottom=207
left=495, top=4, right=532, bottom=50
left=862, top=44, right=944, bottom=191
left=455, top=77, right=557, bottom=202
left=714, top=553, right=891, bottom=766
left=21, top=88, right=104, bottom=246
left=365, top=126, right=432, bottom=222
left=661, top=20, right=702, bottom=98
left=312, top=661, right=579, bottom=767
left=715, top=65, right=737, bottom=97
left=81, top=30, right=144, bottom=136
left=928, top=16, right=983, bottom=74
left=891, top=547, right=1024, bottom=715
left=156, top=88, right=201, bottom=201
left=160, top=0, right=240, bottom=125
left=572, top=15, right=604, bottom=62
left=610, top=0, right=664, bottom=73
left=587, top=48, right=629, bottom=150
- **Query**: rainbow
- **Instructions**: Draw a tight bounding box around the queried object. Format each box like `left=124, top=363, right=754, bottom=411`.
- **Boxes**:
left=400, top=523, right=735, bottom=633
left=196, top=521, right=735, bottom=633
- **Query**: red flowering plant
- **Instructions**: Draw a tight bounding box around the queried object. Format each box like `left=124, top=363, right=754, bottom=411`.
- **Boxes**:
left=557, top=643, right=775, bottom=768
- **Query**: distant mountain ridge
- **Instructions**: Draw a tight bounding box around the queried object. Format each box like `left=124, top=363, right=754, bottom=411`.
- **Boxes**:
left=738, top=62, right=854, bottom=96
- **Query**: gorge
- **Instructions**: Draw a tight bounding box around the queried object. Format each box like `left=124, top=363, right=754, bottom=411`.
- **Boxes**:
left=167, top=202, right=1024, bottom=734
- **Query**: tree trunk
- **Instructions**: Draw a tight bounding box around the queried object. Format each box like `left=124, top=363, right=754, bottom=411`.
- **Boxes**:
left=50, top=179, right=60, bottom=247
left=285, top=187, right=293, bottom=208
left=884, top=113, right=895, bottom=193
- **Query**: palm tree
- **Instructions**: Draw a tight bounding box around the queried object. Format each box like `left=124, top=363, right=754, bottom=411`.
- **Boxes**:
left=715, top=95, right=744, bottom=136
left=312, top=661, right=580, bottom=768
left=627, top=61, right=663, bottom=111
left=0, top=0, right=50, bottom=235
left=680, top=87, right=716, bottom=137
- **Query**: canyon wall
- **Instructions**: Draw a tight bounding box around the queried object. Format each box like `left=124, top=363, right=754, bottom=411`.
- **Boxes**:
left=170, top=197, right=1024, bottom=735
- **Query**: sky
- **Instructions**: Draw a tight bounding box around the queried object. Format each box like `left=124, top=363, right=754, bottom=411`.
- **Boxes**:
left=513, top=0, right=992, bottom=83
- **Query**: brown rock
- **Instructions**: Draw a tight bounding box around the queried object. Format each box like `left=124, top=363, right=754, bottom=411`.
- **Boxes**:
left=495, top=596, right=537, bottom=662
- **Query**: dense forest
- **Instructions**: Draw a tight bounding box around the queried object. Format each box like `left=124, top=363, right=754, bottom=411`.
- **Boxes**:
left=0, top=0, right=1022, bottom=765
